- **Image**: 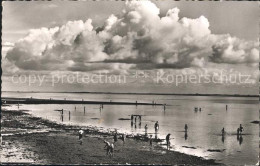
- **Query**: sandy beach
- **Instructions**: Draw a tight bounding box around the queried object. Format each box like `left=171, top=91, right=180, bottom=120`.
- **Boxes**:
left=1, top=109, right=221, bottom=165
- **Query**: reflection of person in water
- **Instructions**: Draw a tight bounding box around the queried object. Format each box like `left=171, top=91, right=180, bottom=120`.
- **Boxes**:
left=221, top=135, right=225, bottom=143
left=184, top=124, right=188, bottom=133
left=184, top=132, right=188, bottom=140
left=239, top=135, right=243, bottom=145
left=155, top=132, right=158, bottom=140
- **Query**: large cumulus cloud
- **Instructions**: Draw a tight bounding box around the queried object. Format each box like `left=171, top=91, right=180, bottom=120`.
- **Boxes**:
left=4, top=0, right=259, bottom=73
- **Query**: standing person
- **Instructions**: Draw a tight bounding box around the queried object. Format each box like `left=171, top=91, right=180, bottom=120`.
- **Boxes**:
left=78, top=129, right=84, bottom=144
left=184, top=124, right=188, bottom=133
left=221, top=127, right=225, bottom=136
left=237, top=128, right=240, bottom=136
left=166, top=134, right=171, bottom=150
left=113, top=132, right=118, bottom=143
left=144, top=124, right=148, bottom=136
left=239, top=124, right=244, bottom=134
left=154, top=121, right=159, bottom=132
left=149, top=135, right=153, bottom=146
left=122, top=134, right=126, bottom=145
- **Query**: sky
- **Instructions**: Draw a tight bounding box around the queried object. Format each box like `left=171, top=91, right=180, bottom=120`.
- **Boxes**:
left=2, top=1, right=259, bottom=94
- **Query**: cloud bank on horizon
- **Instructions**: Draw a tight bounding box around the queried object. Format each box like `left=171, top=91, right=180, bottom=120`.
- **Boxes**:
left=3, top=0, right=259, bottom=74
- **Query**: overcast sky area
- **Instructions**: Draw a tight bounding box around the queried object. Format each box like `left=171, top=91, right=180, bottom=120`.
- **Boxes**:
left=2, top=1, right=259, bottom=94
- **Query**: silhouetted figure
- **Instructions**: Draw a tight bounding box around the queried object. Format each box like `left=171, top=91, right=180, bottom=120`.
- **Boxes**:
left=166, top=134, right=171, bottom=150
left=61, top=109, right=64, bottom=122
left=84, top=106, right=86, bottom=115
left=131, top=115, right=133, bottom=122
left=221, top=127, right=225, bottom=136
left=237, top=132, right=240, bottom=142
left=75, top=106, right=76, bottom=111
left=144, top=124, right=148, bottom=136
left=113, top=132, right=118, bottom=143
left=139, top=121, right=142, bottom=129
left=226, top=105, right=228, bottom=111
left=184, top=132, right=188, bottom=140
left=61, top=114, right=64, bottom=122
left=131, top=121, right=134, bottom=128
left=194, top=107, right=198, bottom=113
left=199, top=108, right=201, bottom=112
left=154, top=121, right=159, bottom=132
left=69, top=111, right=71, bottom=121
left=239, top=124, right=244, bottom=134
left=185, top=124, right=188, bottom=133
left=121, top=134, right=126, bottom=145
left=237, top=128, right=240, bottom=136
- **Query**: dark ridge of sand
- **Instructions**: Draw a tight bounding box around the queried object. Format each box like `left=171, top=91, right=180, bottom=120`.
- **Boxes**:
left=1, top=97, right=164, bottom=106
left=3, top=90, right=259, bottom=98
left=250, top=120, right=259, bottom=124
left=1, top=109, right=223, bottom=165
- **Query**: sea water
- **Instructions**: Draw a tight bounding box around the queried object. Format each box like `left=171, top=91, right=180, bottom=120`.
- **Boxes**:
left=2, top=92, right=258, bottom=165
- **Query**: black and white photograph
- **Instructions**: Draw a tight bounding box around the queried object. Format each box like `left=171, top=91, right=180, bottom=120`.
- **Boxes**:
left=1, top=0, right=259, bottom=165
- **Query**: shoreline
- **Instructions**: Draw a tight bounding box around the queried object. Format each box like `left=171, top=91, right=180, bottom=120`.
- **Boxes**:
left=1, top=108, right=223, bottom=165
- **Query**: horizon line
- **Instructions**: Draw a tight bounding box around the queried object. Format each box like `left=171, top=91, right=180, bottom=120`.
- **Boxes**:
left=2, top=91, right=259, bottom=98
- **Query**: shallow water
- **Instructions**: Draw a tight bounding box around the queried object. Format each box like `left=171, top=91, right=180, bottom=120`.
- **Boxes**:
left=2, top=92, right=259, bottom=165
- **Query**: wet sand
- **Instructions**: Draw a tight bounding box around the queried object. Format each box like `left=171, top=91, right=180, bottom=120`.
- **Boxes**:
left=1, top=109, right=222, bottom=165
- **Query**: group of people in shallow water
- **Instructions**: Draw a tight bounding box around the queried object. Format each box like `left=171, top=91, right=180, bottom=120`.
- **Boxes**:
left=221, top=124, right=244, bottom=145
left=221, top=124, right=244, bottom=136
left=144, top=121, right=189, bottom=150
